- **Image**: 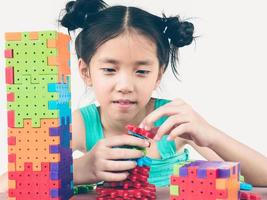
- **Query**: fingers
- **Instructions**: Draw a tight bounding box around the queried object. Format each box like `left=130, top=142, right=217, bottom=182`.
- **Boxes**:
left=104, top=134, right=150, bottom=148
left=140, top=105, right=178, bottom=130
left=140, top=99, right=186, bottom=130
left=98, top=171, right=130, bottom=182
left=107, top=148, right=144, bottom=160
left=167, top=123, right=191, bottom=141
left=97, top=160, right=137, bottom=182
left=154, top=114, right=189, bottom=141
left=104, top=160, right=137, bottom=171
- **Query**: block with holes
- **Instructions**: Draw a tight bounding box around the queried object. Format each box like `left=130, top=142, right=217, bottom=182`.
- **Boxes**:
left=170, top=160, right=240, bottom=200
left=95, top=125, right=156, bottom=199
left=5, top=31, right=73, bottom=199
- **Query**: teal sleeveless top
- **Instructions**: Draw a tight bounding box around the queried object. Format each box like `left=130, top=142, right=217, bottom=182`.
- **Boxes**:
left=80, top=98, right=189, bottom=187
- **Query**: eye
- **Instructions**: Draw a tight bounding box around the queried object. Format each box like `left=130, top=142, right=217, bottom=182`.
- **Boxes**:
left=136, top=70, right=150, bottom=75
left=101, top=68, right=116, bottom=73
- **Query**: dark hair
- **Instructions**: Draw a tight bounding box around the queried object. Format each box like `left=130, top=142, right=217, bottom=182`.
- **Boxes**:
left=60, top=0, right=194, bottom=79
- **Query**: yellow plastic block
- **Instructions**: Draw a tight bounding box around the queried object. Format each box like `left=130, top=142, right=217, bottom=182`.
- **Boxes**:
left=216, top=178, right=228, bottom=190
left=8, top=180, right=16, bottom=189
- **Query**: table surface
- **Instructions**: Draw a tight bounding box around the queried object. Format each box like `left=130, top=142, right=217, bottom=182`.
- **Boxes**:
left=1, top=187, right=267, bottom=200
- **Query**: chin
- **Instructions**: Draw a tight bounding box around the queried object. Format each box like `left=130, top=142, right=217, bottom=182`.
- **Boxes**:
left=113, top=113, right=135, bottom=123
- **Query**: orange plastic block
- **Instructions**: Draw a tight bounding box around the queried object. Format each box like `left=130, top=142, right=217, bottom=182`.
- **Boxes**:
left=5, top=32, right=22, bottom=41
left=29, top=32, right=39, bottom=40
left=8, top=119, right=60, bottom=171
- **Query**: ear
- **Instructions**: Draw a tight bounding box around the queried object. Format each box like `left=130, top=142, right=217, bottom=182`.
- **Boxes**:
left=78, top=58, right=92, bottom=87
left=154, top=66, right=164, bottom=89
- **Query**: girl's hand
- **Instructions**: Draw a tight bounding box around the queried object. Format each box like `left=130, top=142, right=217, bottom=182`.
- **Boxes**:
left=139, top=98, right=218, bottom=147
left=83, top=134, right=150, bottom=183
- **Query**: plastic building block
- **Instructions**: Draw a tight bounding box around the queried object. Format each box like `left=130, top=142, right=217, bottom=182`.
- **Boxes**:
left=96, top=184, right=156, bottom=199
left=240, top=182, right=253, bottom=191
left=126, top=124, right=156, bottom=139
left=240, top=191, right=262, bottom=200
left=170, top=160, right=240, bottom=200
left=73, top=184, right=96, bottom=195
left=95, top=124, right=157, bottom=199
left=5, top=31, right=73, bottom=199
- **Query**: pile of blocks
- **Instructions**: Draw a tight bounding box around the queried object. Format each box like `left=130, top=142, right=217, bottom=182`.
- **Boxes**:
left=5, top=31, right=73, bottom=199
left=240, top=191, right=261, bottom=200
left=96, top=125, right=156, bottom=200
left=170, top=160, right=240, bottom=200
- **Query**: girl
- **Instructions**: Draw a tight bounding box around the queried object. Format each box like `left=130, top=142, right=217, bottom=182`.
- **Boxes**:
left=1, top=0, right=267, bottom=193
left=61, top=0, right=267, bottom=187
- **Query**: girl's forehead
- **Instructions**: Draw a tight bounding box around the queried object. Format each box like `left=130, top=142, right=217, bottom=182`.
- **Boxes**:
left=94, top=32, right=158, bottom=63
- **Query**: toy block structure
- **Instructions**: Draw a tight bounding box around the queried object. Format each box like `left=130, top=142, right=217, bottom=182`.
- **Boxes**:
left=240, top=191, right=262, bottom=200
left=5, top=31, right=73, bottom=199
left=170, top=160, right=240, bottom=200
left=96, top=125, right=156, bottom=199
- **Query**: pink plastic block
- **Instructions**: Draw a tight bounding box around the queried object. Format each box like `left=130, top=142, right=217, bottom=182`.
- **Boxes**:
left=8, top=136, right=16, bottom=145
left=7, top=93, right=15, bottom=102
left=5, top=67, right=14, bottom=84
left=4, top=49, right=13, bottom=58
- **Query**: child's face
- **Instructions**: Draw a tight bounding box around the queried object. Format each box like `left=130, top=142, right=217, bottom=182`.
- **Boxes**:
left=80, top=31, right=162, bottom=123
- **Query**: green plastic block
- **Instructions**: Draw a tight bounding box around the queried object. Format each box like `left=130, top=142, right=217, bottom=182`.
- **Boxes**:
left=173, top=160, right=193, bottom=175
left=170, top=185, right=179, bottom=196
left=73, top=184, right=96, bottom=195
left=6, top=75, right=59, bottom=127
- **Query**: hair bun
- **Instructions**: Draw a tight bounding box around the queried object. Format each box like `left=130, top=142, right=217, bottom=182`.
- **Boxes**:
left=60, top=0, right=108, bottom=31
left=164, top=16, right=194, bottom=48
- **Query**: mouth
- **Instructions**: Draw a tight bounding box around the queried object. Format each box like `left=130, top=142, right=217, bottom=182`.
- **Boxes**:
left=112, top=99, right=137, bottom=105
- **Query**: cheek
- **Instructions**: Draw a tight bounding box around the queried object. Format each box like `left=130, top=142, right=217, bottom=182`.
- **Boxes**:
left=135, top=79, right=157, bottom=101
left=137, top=76, right=158, bottom=91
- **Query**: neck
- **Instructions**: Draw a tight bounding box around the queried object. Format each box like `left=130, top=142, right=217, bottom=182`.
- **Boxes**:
left=100, top=98, right=154, bottom=136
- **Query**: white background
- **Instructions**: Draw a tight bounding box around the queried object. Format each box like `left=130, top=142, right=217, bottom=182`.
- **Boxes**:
left=1, top=0, right=267, bottom=175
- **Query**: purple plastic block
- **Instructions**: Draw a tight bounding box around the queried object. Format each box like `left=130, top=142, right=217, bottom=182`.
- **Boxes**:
left=197, top=168, right=207, bottom=178
left=179, top=166, right=188, bottom=176
left=51, top=171, right=59, bottom=180
left=50, top=188, right=59, bottom=198
left=49, top=127, right=60, bottom=136
left=50, top=163, right=59, bottom=171
left=50, top=145, right=59, bottom=153
left=218, top=168, right=230, bottom=178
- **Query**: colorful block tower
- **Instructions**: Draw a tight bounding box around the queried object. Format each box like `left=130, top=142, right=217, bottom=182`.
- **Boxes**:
left=170, top=160, right=240, bottom=200
left=96, top=125, right=156, bottom=199
left=5, top=31, right=73, bottom=199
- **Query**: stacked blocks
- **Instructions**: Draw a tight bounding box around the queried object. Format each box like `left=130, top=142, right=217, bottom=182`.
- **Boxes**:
left=5, top=31, right=73, bottom=199
left=170, top=160, right=240, bottom=200
left=96, top=125, right=156, bottom=199
left=240, top=191, right=262, bottom=200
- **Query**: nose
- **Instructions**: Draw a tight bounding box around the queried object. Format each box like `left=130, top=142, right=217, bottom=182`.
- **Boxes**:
left=115, top=73, right=134, bottom=94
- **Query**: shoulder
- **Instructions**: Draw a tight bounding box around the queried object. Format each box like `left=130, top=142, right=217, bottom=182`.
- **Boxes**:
left=72, top=109, right=86, bottom=152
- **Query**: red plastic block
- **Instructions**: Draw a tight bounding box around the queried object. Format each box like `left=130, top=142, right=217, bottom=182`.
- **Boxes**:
left=8, top=136, right=16, bottom=145
left=5, top=67, right=14, bottom=84
left=126, top=124, right=155, bottom=139
left=8, top=163, right=61, bottom=199
left=8, top=154, right=16, bottom=162
left=7, top=92, right=15, bottom=102
left=4, top=49, right=13, bottom=58
left=7, top=110, right=15, bottom=128
left=240, top=191, right=262, bottom=200
left=96, top=184, right=156, bottom=199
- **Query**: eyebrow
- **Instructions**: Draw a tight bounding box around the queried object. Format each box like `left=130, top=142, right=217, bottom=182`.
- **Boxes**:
left=99, top=58, right=154, bottom=66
